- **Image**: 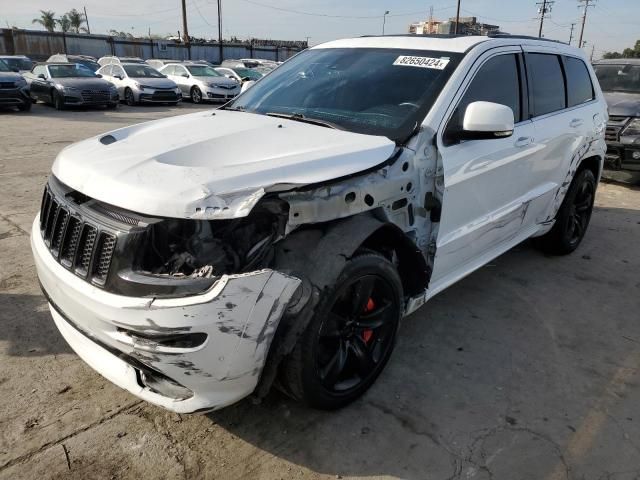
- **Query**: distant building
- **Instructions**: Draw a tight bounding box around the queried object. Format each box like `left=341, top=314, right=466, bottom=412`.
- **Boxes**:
left=437, top=16, right=500, bottom=35
left=408, top=20, right=442, bottom=35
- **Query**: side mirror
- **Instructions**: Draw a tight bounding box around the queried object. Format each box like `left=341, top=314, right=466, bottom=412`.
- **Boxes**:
left=241, top=77, right=250, bottom=82
left=96, top=73, right=103, bottom=78
left=11, top=68, right=19, bottom=73
left=240, top=80, right=256, bottom=93
left=459, top=101, right=515, bottom=140
left=181, top=73, right=189, bottom=78
left=114, top=75, right=123, bottom=80
left=38, top=74, right=46, bottom=80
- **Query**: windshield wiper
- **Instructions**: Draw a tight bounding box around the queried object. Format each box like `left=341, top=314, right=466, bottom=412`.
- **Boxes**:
left=223, top=105, right=246, bottom=112
left=265, top=112, right=340, bottom=130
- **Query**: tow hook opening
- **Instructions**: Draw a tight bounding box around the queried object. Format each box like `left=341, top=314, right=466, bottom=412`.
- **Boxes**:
left=135, top=367, right=194, bottom=400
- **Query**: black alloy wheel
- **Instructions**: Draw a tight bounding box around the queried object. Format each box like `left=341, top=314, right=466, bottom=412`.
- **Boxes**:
left=535, top=168, right=597, bottom=255
left=280, top=252, right=403, bottom=410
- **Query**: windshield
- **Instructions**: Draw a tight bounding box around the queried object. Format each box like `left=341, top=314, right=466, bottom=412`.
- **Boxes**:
left=227, top=48, right=462, bottom=141
left=594, top=64, right=640, bottom=93
left=233, top=68, right=263, bottom=81
left=48, top=64, right=97, bottom=78
left=186, top=65, right=222, bottom=77
left=74, top=59, right=100, bottom=72
left=1, top=57, right=32, bottom=71
left=0, top=60, right=10, bottom=72
left=124, top=65, right=165, bottom=78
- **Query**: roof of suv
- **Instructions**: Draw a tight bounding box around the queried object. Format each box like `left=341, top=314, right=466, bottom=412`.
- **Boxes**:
left=314, top=34, right=573, bottom=54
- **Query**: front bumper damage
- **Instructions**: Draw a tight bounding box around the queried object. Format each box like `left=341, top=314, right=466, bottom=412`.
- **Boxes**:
left=32, top=216, right=301, bottom=413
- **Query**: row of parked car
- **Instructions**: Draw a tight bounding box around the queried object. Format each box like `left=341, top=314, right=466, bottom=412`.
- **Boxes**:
left=0, top=54, right=277, bottom=111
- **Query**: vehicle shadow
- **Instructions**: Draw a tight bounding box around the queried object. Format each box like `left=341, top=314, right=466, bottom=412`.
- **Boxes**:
left=0, top=293, right=72, bottom=357
left=204, top=204, right=640, bottom=479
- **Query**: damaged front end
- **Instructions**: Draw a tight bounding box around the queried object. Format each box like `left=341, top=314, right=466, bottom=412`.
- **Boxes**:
left=33, top=176, right=304, bottom=412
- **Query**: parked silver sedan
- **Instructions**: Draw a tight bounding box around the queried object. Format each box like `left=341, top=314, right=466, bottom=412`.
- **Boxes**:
left=160, top=63, right=240, bottom=103
left=97, top=63, right=182, bottom=105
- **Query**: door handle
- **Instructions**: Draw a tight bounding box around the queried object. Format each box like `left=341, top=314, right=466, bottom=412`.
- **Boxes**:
left=514, top=136, right=532, bottom=147
left=570, top=119, right=584, bottom=128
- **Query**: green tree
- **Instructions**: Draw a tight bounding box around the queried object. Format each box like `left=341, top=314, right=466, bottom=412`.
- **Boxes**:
left=32, top=10, right=57, bottom=32
left=57, top=14, right=71, bottom=33
left=603, top=40, right=640, bottom=59
left=66, top=9, right=88, bottom=34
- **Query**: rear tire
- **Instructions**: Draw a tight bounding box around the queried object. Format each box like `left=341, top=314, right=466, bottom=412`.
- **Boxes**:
left=279, top=252, right=403, bottom=410
left=535, top=168, right=596, bottom=255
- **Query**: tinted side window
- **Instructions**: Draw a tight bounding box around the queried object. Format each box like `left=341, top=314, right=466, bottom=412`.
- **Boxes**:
left=33, top=65, right=46, bottom=76
left=113, top=66, right=124, bottom=77
left=527, top=53, right=566, bottom=116
left=445, top=54, right=521, bottom=143
left=564, top=56, right=594, bottom=107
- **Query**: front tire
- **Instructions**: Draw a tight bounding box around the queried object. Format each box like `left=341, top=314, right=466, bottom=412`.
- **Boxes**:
left=124, top=88, right=136, bottom=106
left=190, top=86, right=203, bottom=104
left=280, top=252, right=403, bottom=410
left=535, top=168, right=596, bottom=255
left=17, top=100, right=32, bottom=111
left=52, top=90, right=65, bottom=110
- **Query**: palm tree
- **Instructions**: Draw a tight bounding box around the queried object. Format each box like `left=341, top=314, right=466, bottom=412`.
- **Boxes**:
left=66, top=9, right=87, bottom=34
left=57, top=14, right=71, bottom=33
left=32, top=10, right=56, bottom=33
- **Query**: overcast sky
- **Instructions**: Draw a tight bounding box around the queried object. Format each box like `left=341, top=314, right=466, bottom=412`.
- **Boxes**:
left=1, top=0, right=637, bottom=59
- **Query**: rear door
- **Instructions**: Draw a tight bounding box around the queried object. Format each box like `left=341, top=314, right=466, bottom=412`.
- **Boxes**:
left=522, top=49, right=600, bottom=224
left=431, top=48, right=540, bottom=290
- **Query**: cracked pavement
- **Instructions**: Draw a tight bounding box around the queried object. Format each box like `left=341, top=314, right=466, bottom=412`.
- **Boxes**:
left=1, top=103, right=640, bottom=479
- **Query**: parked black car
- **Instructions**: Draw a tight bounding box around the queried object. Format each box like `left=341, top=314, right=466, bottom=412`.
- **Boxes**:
left=23, top=63, right=119, bottom=110
left=0, top=59, right=31, bottom=111
left=593, top=59, right=640, bottom=172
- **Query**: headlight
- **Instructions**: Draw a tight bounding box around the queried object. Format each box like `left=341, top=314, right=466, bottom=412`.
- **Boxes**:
left=622, top=118, right=640, bottom=137
left=175, top=87, right=181, bottom=93
left=15, top=77, right=27, bottom=87
left=208, top=82, right=219, bottom=88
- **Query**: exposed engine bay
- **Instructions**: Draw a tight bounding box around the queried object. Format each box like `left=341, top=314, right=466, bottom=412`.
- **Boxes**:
left=139, top=198, right=289, bottom=279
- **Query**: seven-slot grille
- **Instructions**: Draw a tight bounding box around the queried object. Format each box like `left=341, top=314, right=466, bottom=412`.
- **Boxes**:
left=40, top=186, right=116, bottom=286
left=605, top=116, right=630, bottom=143
left=81, top=89, right=110, bottom=103
left=151, top=90, right=179, bottom=101
left=0, top=81, right=16, bottom=89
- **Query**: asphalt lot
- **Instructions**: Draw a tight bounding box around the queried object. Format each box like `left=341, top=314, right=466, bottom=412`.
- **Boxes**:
left=1, top=102, right=640, bottom=480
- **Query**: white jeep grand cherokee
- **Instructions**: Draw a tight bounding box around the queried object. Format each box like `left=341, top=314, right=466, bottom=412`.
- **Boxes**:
left=32, top=35, right=607, bottom=413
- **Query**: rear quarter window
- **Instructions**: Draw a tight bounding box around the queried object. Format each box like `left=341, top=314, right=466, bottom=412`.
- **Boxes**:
left=526, top=53, right=566, bottom=117
left=564, top=56, right=595, bottom=107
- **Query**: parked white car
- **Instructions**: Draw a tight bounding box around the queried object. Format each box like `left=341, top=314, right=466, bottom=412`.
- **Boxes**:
left=97, top=56, right=146, bottom=66
left=160, top=62, right=240, bottom=103
left=97, top=63, right=182, bottom=105
left=214, top=66, right=263, bottom=84
left=32, top=35, right=606, bottom=414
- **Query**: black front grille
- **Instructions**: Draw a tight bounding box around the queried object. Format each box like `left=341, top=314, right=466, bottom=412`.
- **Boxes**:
left=40, top=186, right=117, bottom=286
left=151, top=91, right=178, bottom=101
left=0, top=81, right=15, bottom=89
left=81, top=89, right=110, bottom=103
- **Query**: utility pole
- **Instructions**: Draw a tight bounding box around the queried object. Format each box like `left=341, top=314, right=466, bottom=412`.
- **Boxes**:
left=578, top=0, right=596, bottom=49
left=427, top=5, right=434, bottom=34
left=590, top=43, right=595, bottom=61
left=454, top=0, right=461, bottom=34
left=83, top=6, right=91, bottom=34
left=536, top=0, right=554, bottom=38
left=568, top=22, right=576, bottom=45
left=181, top=0, right=191, bottom=60
left=217, top=0, right=223, bottom=62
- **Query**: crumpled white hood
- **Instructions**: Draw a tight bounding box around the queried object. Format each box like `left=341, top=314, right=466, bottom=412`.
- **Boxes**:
left=52, top=110, right=395, bottom=219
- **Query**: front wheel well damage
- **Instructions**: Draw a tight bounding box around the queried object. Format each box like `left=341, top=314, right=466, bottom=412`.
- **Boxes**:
left=577, top=155, right=602, bottom=181
left=253, top=213, right=429, bottom=400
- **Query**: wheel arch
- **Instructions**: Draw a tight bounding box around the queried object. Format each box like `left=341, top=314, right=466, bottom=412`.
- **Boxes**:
left=253, top=212, right=429, bottom=399
left=577, top=154, right=602, bottom=182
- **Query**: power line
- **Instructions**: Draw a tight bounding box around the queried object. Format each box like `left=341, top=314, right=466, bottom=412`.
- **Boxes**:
left=578, top=0, right=596, bottom=48
left=233, top=0, right=455, bottom=20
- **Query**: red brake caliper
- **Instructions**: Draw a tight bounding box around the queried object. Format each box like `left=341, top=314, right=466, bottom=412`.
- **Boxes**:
left=362, top=298, right=375, bottom=344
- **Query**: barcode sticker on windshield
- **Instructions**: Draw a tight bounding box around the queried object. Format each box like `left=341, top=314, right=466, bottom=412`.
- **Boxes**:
left=393, top=56, right=450, bottom=70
